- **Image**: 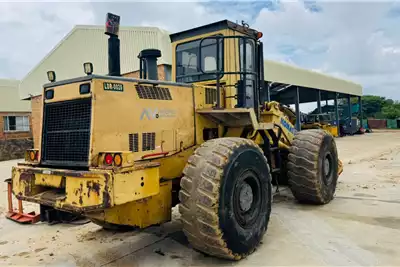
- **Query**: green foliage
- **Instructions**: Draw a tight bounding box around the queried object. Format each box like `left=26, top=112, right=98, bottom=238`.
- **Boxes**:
left=359, top=95, right=400, bottom=119
left=382, top=104, right=400, bottom=119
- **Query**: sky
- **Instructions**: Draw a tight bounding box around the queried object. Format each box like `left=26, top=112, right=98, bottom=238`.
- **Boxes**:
left=0, top=0, right=400, bottom=102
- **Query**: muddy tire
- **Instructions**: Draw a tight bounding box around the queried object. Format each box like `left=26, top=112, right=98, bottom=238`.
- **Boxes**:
left=90, top=218, right=134, bottom=231
left=179, top=137, right=272, bottom=260
left=287, top=129, right=339, bottom=204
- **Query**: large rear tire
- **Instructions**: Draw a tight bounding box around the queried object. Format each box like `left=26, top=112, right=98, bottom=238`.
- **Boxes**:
left=179, top=137, right=272, bottom=260
left=287, top=129, right=339, bottom=204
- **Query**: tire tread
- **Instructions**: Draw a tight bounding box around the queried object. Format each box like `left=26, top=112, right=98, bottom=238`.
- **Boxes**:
left=179, top=137, right=267, bottom=260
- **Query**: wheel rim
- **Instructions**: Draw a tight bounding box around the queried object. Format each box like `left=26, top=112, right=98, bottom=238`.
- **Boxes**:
left=323, top=152, right=333, bottom=185
left=233, top=170, right=261, bottom=228
left=239, top=182, right=253, bottom=212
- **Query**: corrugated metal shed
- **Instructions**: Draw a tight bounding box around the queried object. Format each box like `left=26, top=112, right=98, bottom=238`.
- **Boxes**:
left=0, top=79, right=31, bottom=112
left=264, top=60, right=362, bottom=96
left=19, top=25, right=172, bottom=99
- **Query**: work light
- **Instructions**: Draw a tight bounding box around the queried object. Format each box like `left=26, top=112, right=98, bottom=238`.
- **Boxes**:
left=83, top=62, right=93, bottom=75
left=47, top=71, right=56, bottom=82
left=79, top=83, right=90, bottom=94
left=45, top=89, right=54, bottom=99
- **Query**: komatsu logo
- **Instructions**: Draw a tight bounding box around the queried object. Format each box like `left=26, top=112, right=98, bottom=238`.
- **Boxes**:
left=280, top=117, right=297, bottom=135
left=140, top=108, right=176, bottom=120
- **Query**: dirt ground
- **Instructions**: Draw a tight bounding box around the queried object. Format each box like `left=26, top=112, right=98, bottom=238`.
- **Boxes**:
left=1, top=130, right=400, bottom=266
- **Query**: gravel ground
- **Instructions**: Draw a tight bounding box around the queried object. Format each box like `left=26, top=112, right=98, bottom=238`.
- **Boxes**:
left=0, top=130, right=399, bottom=266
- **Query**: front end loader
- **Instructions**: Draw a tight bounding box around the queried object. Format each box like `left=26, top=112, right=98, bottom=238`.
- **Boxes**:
left=11, top=13, right=343, bottom=260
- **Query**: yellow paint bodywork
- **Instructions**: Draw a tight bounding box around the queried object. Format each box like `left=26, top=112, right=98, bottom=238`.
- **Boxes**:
left=302, top=123, right=339, bottom=137
left=12, top=162, right=161, bottom=214
left=12, top=166, right=112, bottom=212
left=113, top=166, right=159, bottom=205
left=11, top=22, right=344, bottom=230
left=87, top=181, right=172, bottom=228
left=35, top=173, right=64, bottom=188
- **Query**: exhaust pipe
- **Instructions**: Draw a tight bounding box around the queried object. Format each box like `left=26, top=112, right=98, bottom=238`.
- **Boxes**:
left=138, top=49, right=162, bottom=80
left=105, top=13, right=121, bottom=76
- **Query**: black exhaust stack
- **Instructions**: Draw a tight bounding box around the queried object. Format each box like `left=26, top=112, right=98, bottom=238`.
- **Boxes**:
left=105, top=13, right=121, bottom=76
left=138, top=49, right=162, bottom=80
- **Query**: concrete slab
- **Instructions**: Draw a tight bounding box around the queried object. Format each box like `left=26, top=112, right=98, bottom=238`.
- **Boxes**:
left=0, top=131, right=399, bottom=266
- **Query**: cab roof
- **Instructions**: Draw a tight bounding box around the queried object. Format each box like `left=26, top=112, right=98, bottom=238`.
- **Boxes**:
left=170, top=20, right=258, bottom=42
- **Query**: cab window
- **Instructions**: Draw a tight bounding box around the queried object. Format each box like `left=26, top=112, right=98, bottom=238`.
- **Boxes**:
left=176, top=37, right=223, bottom=83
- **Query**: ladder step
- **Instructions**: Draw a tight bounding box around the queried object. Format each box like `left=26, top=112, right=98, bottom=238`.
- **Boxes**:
left=270, top=147, right=279, bottom=152
left=272, top=168, right=280, bottom=173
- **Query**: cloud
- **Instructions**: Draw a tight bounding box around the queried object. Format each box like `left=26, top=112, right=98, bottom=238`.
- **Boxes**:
left=252, top=1, right=400, bottom=100
left=0, top=2, right=95, bottom=79
left=1, top=0, right=400, bottom=101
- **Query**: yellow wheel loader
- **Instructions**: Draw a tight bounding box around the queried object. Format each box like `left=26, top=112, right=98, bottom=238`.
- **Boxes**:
left=11, top=13, right=343, bottom=260
left=302, top=113, right=339, bottom=137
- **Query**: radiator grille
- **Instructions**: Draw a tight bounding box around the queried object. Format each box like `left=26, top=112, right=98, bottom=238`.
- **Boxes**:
left=42, top=98, right=91, bottom=166
left=142, top=132, right=155, bottom=151
left=136, top=85, right=172, bottom=100
left=205, top=87, right=217, bottom=104
left=129, top=133, right=139, bottom=152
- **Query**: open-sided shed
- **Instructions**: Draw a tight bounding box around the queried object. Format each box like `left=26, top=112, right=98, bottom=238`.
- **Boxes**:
left=263, top=59, right=363, bottom=132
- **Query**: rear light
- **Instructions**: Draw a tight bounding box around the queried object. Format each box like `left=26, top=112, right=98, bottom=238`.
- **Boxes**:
left=100, top=152, right=126, bottom=167
left=104, top=153, right=113, bottom=165
left=113, top=154, right=122, bottom=166
left=29, top=151, right=36, bottom=161
left=26, top=149, right=39, bottom=163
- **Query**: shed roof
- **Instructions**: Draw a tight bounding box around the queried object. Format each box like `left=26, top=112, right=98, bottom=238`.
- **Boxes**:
left=0, top=79, right=31, bottom=112
left=264, top=60, right=362, bottom=97
left=19, top=25, right=172, bottom=99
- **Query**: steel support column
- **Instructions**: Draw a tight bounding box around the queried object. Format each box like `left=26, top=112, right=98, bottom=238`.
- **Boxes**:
left=334, top=93, right=340, bottom=136
left=317, top=90, right=322, bottom=114
left=295, top=86, right=301, bottom=131
left=347, top=94, right=352, bottom=127
left=358, top=96, right=363, bottom=127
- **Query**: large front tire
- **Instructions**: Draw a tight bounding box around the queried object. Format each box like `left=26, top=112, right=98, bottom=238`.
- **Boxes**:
left=288, top=129, right=339, bottom=204
left=179, top=138, right=272, bottom=260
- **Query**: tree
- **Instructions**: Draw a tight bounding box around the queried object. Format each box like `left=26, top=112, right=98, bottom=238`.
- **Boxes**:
left=341, top=95, right=398, bottom=119
left=382, top=104, right=400, bottom=119
left=361, top=95, right=386, bottom=117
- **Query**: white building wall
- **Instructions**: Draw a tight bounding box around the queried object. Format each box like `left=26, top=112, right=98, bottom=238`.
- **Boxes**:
left=19, top=25, right=172, bottom=99
left=0, top=79, right=30, bottom=112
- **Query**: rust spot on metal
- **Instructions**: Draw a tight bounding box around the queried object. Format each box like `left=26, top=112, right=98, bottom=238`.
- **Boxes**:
left=86, top=181, right=101, bottom=198
left=61, top=203, right=104, bottom=213
left=60, top=176, right=66, bottom=188
left=24, top=184, right=30, bottom=196
left=20, top=172, right=35, bottom=196
left=28, top=168, right=90, bottom=178
left=20, top=172, right=34, bottom=182
left=102, top=173, right=111, bottom=208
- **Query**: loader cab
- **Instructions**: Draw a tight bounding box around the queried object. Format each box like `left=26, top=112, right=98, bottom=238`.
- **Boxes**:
left=170, top=20, right=264, bottom=110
